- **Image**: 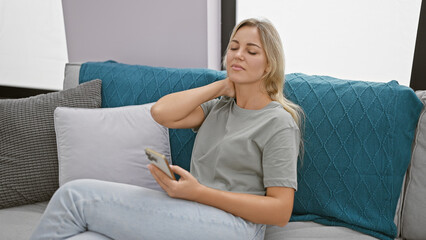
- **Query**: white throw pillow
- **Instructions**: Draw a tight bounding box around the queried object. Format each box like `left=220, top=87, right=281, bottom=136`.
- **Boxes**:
left=54, top=103, right=171, bottom=192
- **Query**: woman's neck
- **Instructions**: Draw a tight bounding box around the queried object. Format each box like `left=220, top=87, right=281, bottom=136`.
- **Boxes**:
left=234, top=82, right=272, bottom=110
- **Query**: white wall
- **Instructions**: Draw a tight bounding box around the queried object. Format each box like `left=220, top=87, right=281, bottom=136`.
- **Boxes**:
left=237, top=0, right=422, bottom=86
left=63, top=0, right=217, bottom=69
left=207, top=0, right=221, bottom=70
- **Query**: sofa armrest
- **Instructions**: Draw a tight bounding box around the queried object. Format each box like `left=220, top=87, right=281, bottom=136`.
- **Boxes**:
left=63, top=62, right=82, bottom=90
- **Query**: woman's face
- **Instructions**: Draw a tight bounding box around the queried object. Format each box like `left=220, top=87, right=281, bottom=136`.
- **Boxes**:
left=226, top=26, right=268, bottom=85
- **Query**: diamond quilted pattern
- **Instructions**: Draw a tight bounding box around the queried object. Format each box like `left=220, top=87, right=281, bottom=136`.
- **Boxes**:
left=285, top=73, right=422, bottom=240
left=79, top=61, right=226, bottom=170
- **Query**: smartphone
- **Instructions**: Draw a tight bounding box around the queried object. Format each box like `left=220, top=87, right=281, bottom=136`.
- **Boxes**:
left=145, top=148, right=176, bottom=180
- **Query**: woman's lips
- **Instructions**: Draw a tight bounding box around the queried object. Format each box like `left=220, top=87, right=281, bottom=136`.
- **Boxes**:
left=231, top=64, right=245, bottom=71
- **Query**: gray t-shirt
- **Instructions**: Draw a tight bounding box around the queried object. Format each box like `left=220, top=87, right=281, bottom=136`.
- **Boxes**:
left=190, top=96, right=299, bottom=196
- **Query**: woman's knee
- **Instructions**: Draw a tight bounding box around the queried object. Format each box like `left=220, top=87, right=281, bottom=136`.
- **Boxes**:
left=54, top=179, right=104, bottom=199
left=60, top=179, right=100, bottom=191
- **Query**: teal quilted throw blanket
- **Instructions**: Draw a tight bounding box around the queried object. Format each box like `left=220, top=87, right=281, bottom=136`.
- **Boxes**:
left=79, top=61, right=226, bottom=171
left=286, top=73, right=422, bottom=240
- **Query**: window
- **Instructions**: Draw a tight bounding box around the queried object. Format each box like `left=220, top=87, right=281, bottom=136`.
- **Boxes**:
left=0, top=0, right=67, bottom=90
left=236, top=0, right=422, bottom=86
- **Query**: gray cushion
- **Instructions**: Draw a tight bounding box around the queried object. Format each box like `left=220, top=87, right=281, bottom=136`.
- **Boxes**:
left=400, top=90, right=426, bottom=239
left=0, top=80, right=102, bottom=209
left=265, top=222, right=378, bottom=240
left=0, top=202, right=47, bottom=240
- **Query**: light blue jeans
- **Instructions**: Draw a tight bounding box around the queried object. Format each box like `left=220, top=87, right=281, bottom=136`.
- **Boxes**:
left=30, top=179, right=265, bottom=240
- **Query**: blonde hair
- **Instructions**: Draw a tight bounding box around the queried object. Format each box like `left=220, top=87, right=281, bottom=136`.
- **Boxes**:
left=224, top=18, right=305, bottom=144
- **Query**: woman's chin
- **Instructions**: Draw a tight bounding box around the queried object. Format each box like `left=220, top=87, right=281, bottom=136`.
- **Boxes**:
left=228, top=76, right=260, bottom=86
left=227, top=74, right=244, bottom=83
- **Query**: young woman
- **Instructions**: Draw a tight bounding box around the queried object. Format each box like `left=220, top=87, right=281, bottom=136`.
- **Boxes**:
left=30, top=18, right=303, bottom=240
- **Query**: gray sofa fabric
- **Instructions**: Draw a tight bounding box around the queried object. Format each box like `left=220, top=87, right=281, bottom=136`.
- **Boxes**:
left=63, top=62, right=82, bottom=90
left=265, top=222, right=378, bottom=240
left=400, top=91, right=426, bottom=239
left=0, top=202, right=47, bottom=240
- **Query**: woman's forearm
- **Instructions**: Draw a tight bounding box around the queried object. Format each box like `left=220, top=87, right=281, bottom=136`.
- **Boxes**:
left=150, top=80, right=229, bottom=128
left=194, top=185, right=294, bottom=227
left=149, top=164, right=293, bottom=227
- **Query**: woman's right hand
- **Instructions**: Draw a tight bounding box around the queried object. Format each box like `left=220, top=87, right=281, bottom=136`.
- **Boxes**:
left=148, top=164, right=204, bottom=201
left=221, top=77, right=235, bottom=98
left=151, top=77, right=235, bottom=129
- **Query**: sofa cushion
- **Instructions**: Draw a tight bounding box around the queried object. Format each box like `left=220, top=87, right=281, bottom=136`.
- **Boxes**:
left=400, top=90, right=426, bottom=239
left=78, top=61, right=226, bottom=171
left=0, top=80, right=102, bottom=209
left=285, top=73, right=422, bottom=240
left=0, top=202, right=47, bottom=240
left=265, top=221, right=378, bottom=240
left=54, top=103, right=171, bottom=191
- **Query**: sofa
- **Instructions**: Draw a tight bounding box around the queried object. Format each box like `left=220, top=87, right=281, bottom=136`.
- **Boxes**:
left=1, top=61, right=425, bottom=240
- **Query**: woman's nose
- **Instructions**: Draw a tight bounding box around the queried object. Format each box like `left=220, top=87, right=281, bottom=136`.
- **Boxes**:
left=234, top=49, right=244, bottom=60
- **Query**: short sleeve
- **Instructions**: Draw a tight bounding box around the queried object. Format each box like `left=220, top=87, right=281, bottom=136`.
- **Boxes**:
left=200, top=98, right=220, bottom=117
left=262, top=127, right=300, bottom=191
left=192, top=98, right=220, bottom=133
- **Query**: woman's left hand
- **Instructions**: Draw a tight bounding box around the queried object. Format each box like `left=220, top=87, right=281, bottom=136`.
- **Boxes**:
left=148, top=164, right=203, bottom=201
